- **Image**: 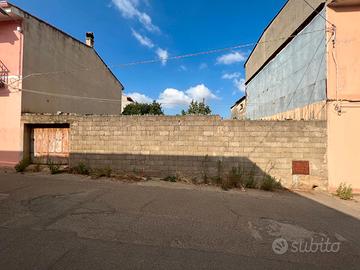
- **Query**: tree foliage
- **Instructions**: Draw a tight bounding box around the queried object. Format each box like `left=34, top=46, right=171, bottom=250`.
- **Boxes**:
left=181, top=100, right=212, bottom=115
left=122, top=101, right=164, bottom=115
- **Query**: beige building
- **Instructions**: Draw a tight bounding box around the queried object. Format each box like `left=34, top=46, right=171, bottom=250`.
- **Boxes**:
left=121, top=95, right=135, bottom=113
left=244, top=0, right=360, bottom=192
left=230, top=96, right=246, bottom=119
left=0, top=1, right=124, bottom=165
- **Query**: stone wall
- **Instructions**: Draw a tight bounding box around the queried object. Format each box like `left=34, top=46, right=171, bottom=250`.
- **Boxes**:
left=21, top=114, right=328, bottom=190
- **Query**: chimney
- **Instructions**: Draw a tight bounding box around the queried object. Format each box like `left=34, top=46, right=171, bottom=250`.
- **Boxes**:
left=86, top=32, right=94, bottom=47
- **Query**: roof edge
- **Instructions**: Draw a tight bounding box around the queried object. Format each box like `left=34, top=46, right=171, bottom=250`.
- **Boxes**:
left=231, top=96, right=246, bottom=109
left=245, top=2, right=326, bottom=85
left=6, top=1, right=124, bottom=90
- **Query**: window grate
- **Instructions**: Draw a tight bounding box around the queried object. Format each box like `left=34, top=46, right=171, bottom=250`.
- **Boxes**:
left=0, top=60, right=9, bottom=88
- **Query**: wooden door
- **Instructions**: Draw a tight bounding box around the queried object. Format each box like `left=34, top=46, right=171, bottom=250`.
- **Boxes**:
left=31, top=127, right=69, bottom=164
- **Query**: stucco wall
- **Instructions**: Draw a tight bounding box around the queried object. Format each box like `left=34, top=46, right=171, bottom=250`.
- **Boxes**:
left=245, top=0, right=325, bottom=81
left=327, top=102, right=360, bottom=192
left=327, top=5, right=360, bottom=101
left=21, top=114, right=328, bottom=190
left=230, top=100, right=246, bottom=120
left=246, top=10, right=327, bottom=120
left=0, top=21, right=23, bottom=165
left=21, top=13, right=123, bottom=115
left=326, top=5, right=360, bottom=192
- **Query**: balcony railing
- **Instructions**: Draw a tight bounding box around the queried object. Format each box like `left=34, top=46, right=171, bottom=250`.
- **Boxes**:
left=0, top=60, right=9, bottom=88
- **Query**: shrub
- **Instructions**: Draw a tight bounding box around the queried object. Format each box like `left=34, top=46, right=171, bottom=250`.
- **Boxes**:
left=221, top=167, right=243, bottom=190
left=221, top=177, right=231, bottom=191
left=48, top=162, right=61, bottom=175
left=122, top=101, right=164, bottom=115
left=336, top=183, right=353, bottom=200
left=240, top=167, right=257, bottom=189
left=93, top=166, right=112, bottom=178
left=163, top=176, right=177, bottom=183
left=244, top=174, right=257, bottom=189
left=33, top=164, right=41, bottom=172
left=72, top=162, right=90, bottom=175
left=15, top=158, right=31, bottom=173
left=260, top=175, right=282, bottom=191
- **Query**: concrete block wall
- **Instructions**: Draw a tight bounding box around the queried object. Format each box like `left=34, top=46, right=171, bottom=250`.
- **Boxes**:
left=21, top=114, right=328, bottom=190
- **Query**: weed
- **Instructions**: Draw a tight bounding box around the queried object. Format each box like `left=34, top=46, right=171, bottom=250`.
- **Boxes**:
left=33, top=164, right=41, bottom=172
left=93, top=166, right=112, bottom=178
left=48, top=162, right=61, bottom=175
left=213, top=160, right=223, bottom=185
left=15, top=158, right=31, bottom=173
left=221, top=177, right=232, bottom=191
left=163, top=176, right=177, bottom=183
left=203, top=155, right=209, bottom=184
left=336, top=183, right=353, bottom=200
left=72, top=162, right=90, bottom=175
left=260, top=175, right=282, bottom=191
left=221, top=166, right=244, bottom=190
left=242, top=167, right=257, bottom=188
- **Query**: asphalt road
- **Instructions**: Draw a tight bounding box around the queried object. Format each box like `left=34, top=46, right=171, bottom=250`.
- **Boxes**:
left=0, top=171, right=359, bottom=269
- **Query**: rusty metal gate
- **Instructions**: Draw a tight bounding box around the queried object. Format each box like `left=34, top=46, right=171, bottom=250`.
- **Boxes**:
left=31, top=127, right=69, bottom=164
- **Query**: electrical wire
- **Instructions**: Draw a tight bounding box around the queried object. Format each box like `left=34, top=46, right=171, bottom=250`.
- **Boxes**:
left=4, top=84, right=121, bottom=103
left=302, top=0, right=336, bottom=27
left=7, top=28, right=328, bottom=87
left=4, top=29, right=332, bottom=105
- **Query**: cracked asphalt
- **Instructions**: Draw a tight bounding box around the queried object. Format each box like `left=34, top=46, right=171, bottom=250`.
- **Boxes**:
left=0, top=171, right=359, bottom=269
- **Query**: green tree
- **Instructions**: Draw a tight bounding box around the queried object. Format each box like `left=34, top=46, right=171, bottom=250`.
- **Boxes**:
left=181, top=100, right=212, bottom=115
left=122, top=101, right=164, bottom=115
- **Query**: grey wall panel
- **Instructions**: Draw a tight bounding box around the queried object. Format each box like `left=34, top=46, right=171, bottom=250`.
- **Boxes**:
left=246, top=9, right=327, bottom=120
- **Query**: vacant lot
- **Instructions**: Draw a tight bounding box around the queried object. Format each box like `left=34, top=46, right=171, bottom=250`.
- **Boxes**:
left=0, top=171, right=359, bottom=269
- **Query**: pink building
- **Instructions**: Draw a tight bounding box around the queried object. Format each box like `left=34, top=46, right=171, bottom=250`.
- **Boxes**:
left=0, top=1, right=124, bottom=166
left=243, top=0, right=360, bottom=192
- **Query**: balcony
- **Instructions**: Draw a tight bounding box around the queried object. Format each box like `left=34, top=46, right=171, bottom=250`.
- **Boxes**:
left=0, top=60, right=8, bottom=88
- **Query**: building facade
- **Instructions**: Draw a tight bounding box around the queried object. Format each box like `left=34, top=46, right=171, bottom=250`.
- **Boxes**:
left=244, top=0, right=360, bottom=191
left=230, top=96, right=246, bottom=120
left=121, top=95, right=135, bottom=113
left=0, top=1, right=124, bottom=165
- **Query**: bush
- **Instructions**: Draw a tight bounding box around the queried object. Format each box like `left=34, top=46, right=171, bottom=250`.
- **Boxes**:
left=244, top=174, right=257, bottom=189
left=336, top=183, right=353, bottom=200
left=221, top=166, right=258, bottom=191
left=48, top=162, right=61, bottom=175
left=122, top=101, right=164, bottom=115
left=72, top=162, right=90, bottom=175
left=221, top=167, right=243, bottom=190
left=163, top=176, right=177, bottom=183
left=33, top=164, right=41, bottom=172
left=93, top=166, right=112, bottom=178
left=15, top=158, right=31, bottom=173
left=260, top=175, right=282, bottom=191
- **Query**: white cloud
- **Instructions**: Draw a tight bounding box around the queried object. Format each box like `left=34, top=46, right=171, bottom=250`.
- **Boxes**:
left=131, top=29, right=154, bottom=48
left=179, top=65, right=187, bottom=71
left=157, top=88, right=191, bottom=108
left=157, top=84, right=218, bottom=109
left=186, top=84, right=218, bottom=101
left=156, top=48, right=169, bottom=65
left=216, top=51, right=246, bottom=65
left=222, top=72, right=241, bottom=80
left=127, top=92, right=153, bottom=103
left=234, top=78, right=246, bottom=92
left=112, top=0, right=160, bottom=33
left=221, top=72, right=246, bottom=92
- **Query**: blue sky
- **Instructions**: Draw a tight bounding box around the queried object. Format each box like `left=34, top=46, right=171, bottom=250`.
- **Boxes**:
left=11, top=0, right=286, bottom=117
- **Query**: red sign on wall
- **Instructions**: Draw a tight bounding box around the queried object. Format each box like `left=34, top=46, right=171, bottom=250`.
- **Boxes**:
left=292, top=161, right=310, bottom=175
